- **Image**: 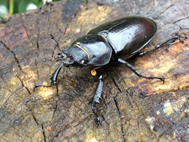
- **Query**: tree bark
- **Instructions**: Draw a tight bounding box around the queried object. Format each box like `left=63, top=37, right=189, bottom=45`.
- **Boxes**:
left=0, top=0, right=189, bottom=142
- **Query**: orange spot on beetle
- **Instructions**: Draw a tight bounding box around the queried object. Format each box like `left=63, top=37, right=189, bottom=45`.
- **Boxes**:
left=91, top=69, right=97, bottom=76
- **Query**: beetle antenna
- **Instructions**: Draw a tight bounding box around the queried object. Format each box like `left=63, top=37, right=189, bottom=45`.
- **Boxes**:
left=49, top=34, right=61, bottom=51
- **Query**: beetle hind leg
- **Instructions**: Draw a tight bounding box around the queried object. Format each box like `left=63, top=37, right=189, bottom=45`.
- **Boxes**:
left=34, top=63, right=64, bottom=91
left=91, top=69, right=103, bottom=126
left=118, top=58, right=164, bottom=83
left=139, top=36, right=184, bottom=56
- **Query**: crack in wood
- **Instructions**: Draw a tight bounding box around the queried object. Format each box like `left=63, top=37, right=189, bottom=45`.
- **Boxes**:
left=173, top=16, right=189, bottom=24
left=0, top=41, right=22, bottom=71
left=31, top=111, right=39, bottom=125
left=156, top=4, right=176, bottom=18
left=113, top=97, right=126, bottom=142
left=110, top=76, right=122, bottom=93
left=16, top=75, right=31, bottom=95
left=41, top=124, right=47, bottom=142
left=30, top=110, right=48, bottom=142
left=34, top=58, right=40, bottom=81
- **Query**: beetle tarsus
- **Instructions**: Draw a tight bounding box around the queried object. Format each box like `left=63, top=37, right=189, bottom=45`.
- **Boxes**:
left=92, top=103, right=101, bottom=126
left=33, top=83, right=55, bottom=91
left=95, top=115, right=101, bottom=126
left=118, top=58, right=164, bottom=83
left=160, top=77, right=165, bottom=84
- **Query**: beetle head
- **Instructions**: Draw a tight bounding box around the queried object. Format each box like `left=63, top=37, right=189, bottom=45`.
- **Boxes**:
left=56, top=45, right=88, bottom=67
left=55, top=52, right=74, bottom=66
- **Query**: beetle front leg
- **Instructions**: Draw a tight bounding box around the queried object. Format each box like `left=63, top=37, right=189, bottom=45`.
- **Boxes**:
left=139, top=36, right=183, bottom=56
left=91, top=69, right=103, bottom=126
left=118, top=58, right=164, bottom=82
left=34, top=63, right=64, bottom=90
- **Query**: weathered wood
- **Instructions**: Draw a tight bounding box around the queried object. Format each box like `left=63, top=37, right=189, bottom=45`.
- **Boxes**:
left=0, top=0, right=189, bottom=142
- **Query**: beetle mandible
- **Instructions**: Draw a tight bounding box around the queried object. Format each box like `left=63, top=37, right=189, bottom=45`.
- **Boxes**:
left=34, top=16, right=182, bottom=125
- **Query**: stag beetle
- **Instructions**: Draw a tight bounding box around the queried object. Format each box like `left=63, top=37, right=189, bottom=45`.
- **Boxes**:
left=34, top=16, right=183, bottom=125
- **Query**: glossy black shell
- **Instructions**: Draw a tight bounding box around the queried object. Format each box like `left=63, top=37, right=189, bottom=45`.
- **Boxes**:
left=71, top=34, right=112, bottom=66
left=88, top=16, right=157, bottom=60
left=69, top=16, right=157, bottom=67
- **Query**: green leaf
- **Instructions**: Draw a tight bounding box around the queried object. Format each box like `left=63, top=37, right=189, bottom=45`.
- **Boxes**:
left=31, top=0, right=39, bottom=6
left=38, top=1, right=44, bottom=7
left=18, top=0, right=30, bottom=13
left=83, top=0, right=87, bottom=4
left=0, top=0, right=7, bottom=6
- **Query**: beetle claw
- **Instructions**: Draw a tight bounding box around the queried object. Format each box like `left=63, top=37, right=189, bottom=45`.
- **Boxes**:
left=178, top=36, right=187, bottom=44
left=160, top=77, right=165, bottom=84
left=49, top=33, right=53, bottom=39
left=95, top=117, right=101, bottom=127
left=33, top=86, right=36, bottom=91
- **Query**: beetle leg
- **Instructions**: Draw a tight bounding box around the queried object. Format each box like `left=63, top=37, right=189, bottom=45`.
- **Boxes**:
left=91, top=69, right=103, bottom=126
left=118, top=58, right=164, bottom=82
left=34, top=63, right=64, bottom=91
left=139, top=36, right=183, bottom=56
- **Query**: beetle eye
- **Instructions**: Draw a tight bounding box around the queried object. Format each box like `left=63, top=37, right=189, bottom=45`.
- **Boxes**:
left=80, top=60, right=85, bottom=64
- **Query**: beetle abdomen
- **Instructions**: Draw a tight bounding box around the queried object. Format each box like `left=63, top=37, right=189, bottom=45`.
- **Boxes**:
left=109, top=17, right=156, bottom=58
left=89, top=16, right=157, bottom=60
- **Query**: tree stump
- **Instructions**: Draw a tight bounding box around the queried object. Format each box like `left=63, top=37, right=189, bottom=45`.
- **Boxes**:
left=0, top=0, right=189, bottom=142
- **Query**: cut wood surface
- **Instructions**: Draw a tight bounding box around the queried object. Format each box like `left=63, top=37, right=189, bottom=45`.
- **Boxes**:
left=0, top=0, right=189, bottom=142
